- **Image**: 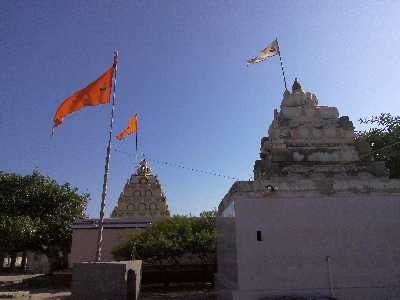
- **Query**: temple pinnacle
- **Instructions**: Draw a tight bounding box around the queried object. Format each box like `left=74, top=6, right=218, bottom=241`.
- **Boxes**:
left=292, top=77, right=302, bottom=92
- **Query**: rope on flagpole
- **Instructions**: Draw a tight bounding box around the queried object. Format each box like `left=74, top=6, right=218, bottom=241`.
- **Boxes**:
left=276, top=38, right=288, bottom=91
left=95, top=51, right=118, bottom=262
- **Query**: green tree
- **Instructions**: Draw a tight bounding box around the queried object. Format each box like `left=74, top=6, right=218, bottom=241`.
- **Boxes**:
left=112, top=210, right=217, bottom=265
left=358, top=113, right=400, bottom=178
left=0, top=170, right=89, bottom=270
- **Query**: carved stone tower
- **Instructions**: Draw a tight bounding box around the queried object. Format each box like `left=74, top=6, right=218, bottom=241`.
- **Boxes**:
left=217, top=79, right=400, bottom=300
left=254, top=78, right=386, bottom=180
left=111, top=159, right=170, bottom=218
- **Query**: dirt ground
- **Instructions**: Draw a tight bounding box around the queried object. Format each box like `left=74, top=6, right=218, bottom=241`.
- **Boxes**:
left=0, top=290, right=70, bottom=300
left=0, top=274, right=69, bottom=299
left=0, top=273, right=216, bottom=299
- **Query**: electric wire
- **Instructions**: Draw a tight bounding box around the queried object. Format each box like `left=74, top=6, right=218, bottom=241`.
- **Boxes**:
left=114, top=148, right=243, bottom=181
left=371, top=140, right=400, bottom=154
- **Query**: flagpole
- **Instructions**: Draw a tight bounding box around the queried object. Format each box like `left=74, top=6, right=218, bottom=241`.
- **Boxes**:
left=95, top=51, right=119, bottom=262
left=133, top=114, right=138, bottom=164
left=276, top=38, right=288, bottom=91
left=136, top=130, right=138, bottom=158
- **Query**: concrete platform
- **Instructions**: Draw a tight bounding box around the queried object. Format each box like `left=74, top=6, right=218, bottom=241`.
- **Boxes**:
left=71, top=260, right=141, bottom=300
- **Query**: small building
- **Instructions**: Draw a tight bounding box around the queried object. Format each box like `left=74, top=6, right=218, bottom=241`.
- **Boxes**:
left=70, top=160, right=170, bottom=265
left=217, top=80, right=400, bottom=300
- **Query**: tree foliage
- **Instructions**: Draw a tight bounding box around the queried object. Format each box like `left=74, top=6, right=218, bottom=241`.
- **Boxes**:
left=357, top=113, right=400, bottom=178
left=0, top=170, right=89, bottom=262
left=112, top=210, right=217, bottom=265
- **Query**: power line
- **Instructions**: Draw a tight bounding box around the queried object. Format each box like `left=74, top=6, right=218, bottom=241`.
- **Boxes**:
left=371, top=140, right=400, bottom=154
left=114, top=148, right=243, bottom=181
left=115, top=139, right=399, bottom=181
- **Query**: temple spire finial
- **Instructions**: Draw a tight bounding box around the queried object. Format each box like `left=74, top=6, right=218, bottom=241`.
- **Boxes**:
left=136, top=158, right=152, bottom=176
left=292, top=77, right=303, bottom=92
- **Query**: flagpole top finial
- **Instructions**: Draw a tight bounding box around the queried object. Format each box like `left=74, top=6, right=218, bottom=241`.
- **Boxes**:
left=113, top=51, right=119, bottom=64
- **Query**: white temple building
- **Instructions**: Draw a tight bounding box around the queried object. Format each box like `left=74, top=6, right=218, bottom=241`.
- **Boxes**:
left=216, top=80, right=400, bottom=300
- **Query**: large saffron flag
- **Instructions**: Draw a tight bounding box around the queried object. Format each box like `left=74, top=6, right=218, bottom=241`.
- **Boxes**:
left=53, top=65, right=114, bottom=129
left=116, top=114, right=138, bottom=141
left=247, top=39, right=278, bottom=65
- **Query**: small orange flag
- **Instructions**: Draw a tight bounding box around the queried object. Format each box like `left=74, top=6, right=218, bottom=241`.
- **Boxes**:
left=116, top=114, right=138, bottom=141
left=53, top=65, right=114, bottom=129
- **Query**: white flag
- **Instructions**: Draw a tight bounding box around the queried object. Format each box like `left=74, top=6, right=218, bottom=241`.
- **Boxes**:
left=247, top=39, right=278, bottom=65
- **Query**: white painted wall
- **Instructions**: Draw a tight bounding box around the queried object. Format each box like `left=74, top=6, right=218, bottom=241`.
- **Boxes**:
left=220, top=193, right=400, bottom=300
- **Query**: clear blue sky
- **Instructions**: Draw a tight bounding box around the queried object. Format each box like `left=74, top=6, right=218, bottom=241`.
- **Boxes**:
left=1, top=1, right=400, bottom=217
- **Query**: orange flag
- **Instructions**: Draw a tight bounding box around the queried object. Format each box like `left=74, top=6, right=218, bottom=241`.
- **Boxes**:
left=53, top=65, right=114, bottom=129
left=116, top=114, right=138, bottom=141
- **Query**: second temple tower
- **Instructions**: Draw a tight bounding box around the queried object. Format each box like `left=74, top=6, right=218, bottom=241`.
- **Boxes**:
left=111, top=159, right=170, bottom=219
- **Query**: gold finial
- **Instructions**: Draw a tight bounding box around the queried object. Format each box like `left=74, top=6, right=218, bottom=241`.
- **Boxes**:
left=136, top=159, right=152, bottom=176
left=292, top=77, right=302, bottom=92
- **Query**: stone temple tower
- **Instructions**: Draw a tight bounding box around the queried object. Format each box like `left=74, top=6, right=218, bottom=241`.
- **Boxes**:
left=254, top=78, right=386, bottom=179
left=111, top=159, right=170, bottom=218
left=216, top=79, right=400, bottom=300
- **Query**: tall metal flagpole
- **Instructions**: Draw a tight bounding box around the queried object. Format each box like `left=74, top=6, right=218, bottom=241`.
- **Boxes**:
left=95, top=51, right=119, bottom=262
left=136, top=127, right=138, bottom=158
left=134, top=114, right=138, bottom=164
left=276, top=38, right=288, bottom=91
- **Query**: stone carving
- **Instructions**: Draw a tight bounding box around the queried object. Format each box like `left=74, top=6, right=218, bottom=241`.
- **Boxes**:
left=254, top=79, right=385, bottom=179
left=111, top=159, right=170, bottom=218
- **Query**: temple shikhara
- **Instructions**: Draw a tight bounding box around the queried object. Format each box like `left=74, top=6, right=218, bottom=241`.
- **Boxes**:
left=254, top=78, right=384, bottom=179
left=111, top=159, right=170, bottom=218
left=216, top=79, right=400, bottom=300
left=70, top=159, right=170, bottom=265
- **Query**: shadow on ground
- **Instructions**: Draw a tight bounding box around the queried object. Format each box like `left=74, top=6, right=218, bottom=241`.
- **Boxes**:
left=141, top=283, right=216, bottom=299
left=0, top=273, right=71, bottom=300
left=1, top=274, right=217, bottom=300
